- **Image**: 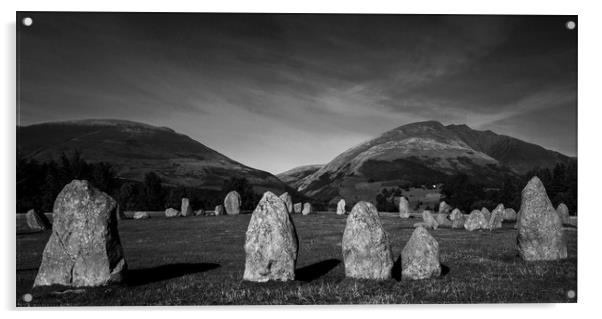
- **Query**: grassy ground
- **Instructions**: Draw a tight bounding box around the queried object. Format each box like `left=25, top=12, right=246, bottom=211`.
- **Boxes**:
left=16, top=212, right=577, bottom=306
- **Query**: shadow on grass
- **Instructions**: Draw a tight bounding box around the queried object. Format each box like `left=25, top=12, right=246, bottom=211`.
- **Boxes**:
left=296, top=259, right=341, bottom=282
left=392, top=255, right=450, bottom=280
left=125, top=262, right=220, bottom=286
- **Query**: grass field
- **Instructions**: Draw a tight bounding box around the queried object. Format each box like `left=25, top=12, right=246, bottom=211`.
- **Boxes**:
left=16, top=212, right=577, bottom=306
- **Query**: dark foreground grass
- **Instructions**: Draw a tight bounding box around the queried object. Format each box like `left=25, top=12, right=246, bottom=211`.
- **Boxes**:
left=16, top=213, right=577, bottom=306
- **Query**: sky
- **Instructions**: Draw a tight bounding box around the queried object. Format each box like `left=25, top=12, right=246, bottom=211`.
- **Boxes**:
left=17, top=13, right=577, bottom=174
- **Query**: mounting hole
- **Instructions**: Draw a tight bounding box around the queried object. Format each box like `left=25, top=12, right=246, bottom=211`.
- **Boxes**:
left=22, top=17, right=33, bottom=27
left=566, top=20, right=576, bottom=30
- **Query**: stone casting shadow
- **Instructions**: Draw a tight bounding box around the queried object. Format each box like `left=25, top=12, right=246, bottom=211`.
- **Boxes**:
left=125, top=262, right=220, bottom=286
left=392, top=256, right=450, bottom=280
left=296, top=259, right=341, bottom=282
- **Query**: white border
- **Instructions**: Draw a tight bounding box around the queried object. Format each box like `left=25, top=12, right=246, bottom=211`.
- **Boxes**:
left=2, top=0, right=601, bottom=318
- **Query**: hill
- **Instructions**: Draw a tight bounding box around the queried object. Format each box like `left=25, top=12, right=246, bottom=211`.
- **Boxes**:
left=17, top=119, right=287, bottom=193
left=277, top=164, right=323, bottom=189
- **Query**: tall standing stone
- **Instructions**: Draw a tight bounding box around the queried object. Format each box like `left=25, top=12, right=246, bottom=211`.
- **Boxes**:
left=556, top=203, right=570, bottom=225
left=214, top=205, right=224, bottom=216
left=488, top=203, right=504, bottom=230
left=449, top=208, right=465, bottom=229
left=243, top=192, right=298, bottom=282
left=464, top=209, right=487, bottom=231
left=399, top=196, right=410, bottom=219
left=279, top=192, right=293, bottom=214
left=25, top=209, right=51, bottom=231
left=302, top=202, right=313, bottom=215
left=401, top=226, right=441, bottom=280
left=517, top=177, right=567, bottom=261
left=342, top=202, right=393, bottom=279
left=293, top=202, right=302, bottom=214
left=438, top=201, right=452, bottom=214
left=34, top=180, right=127, bottom=287
left=421, top=210, right=439, bottom=230
left=181, top=198, right=193, bottom=217
left=336, top=199, right=346, bottom=215
left=224, top=191, right=241, bottom=215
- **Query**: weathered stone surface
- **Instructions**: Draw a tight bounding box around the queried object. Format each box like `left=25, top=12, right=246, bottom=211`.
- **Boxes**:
left=34, top=180, right=127, bottom=287
left=243, top=192, right=298, bottom=282
left=26, top=209, right=51, bottom=231
left=488, top=204, right=504, bottom=230
left=302, top=202, right=313, bottom=215
left=556, top=203, right=570, bottom=225
left=438, top=201, right=452, bottom=214
left=464, top=210, right=487, bottom=231
left=435, top=213, right=452, bottom=228
left=224, top=191, right=241, bottom=215
left=279, top=192, right=293, bottom=214
left=293, top=202, right=302, bottom=214
left=133, top=211, right=150, bottom=219
left=214, top=205, right=224, bottom=216
left=342, top=202, right=393, bottom=279
left=336, top=199, right=346, bottom=215
left=401, top=226, right=442, bottom=280
left=517, top=177, right=567, bottom=261
left=399, top=196, right=410, bottom=219
left=502, top=207, right=517, bottom=221
left=449, top=208, right=465, bottom=229
left=181, top=198, right=193, bottom=217
left=165, top=208, right=180, bottom=218
left=421, top=210, right=439, bottom=230
left=481, top=207, right=491, bottom=222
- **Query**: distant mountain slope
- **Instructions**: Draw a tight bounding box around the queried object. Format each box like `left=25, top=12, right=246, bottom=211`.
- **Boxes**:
left=277, top=164, right=323, bottom=189
left=17, top=119, right=287, bottom=193
left=296, top=121, right=572, bottom=202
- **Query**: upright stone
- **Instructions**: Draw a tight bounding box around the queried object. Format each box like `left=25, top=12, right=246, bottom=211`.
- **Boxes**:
left=556, top=203, right=570, bottom=225
left=181, top=198, right=193, bottom=217
left=517, top=177, right=567, bottom=261
left=449, top=208, right=465, bottom=229
left=302, top=202, right=313, bottom=215
left=502, top=208, right=517, bottom=221
left=401, top=226, right=442, bottom=280
left=224, top=191, right=241, bottom=215
left=336, top=199, right=346, bottom=215
left=293, top=202, right=302, bottom=214
left=25, top=209, right=51, bottom=231
left=488, top=203, right=504, bottom=230
left=438, top=201, right=452, bottom=214
left=435, top=213, right=452, bottom=228
left=342, top=202, right=393, bottom=279
left=422, top=210, right=439, bottom=230
left=481, top=207, right=491, bottom=222
left=214, top=205, right=224, bottom=216
left=279, top=192, right=293, bottom=214
left=165, top=208, right=180, bottom=218
left=464, top=209, right=487, bottom=231
left=399, top=196, right=410, bottom=219
left=34, top=180, right=126, bottom=287
left=243, top=192, right=298, bottom=282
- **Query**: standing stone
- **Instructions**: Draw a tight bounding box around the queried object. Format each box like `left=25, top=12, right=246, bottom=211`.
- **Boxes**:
left=302, top=202, right=313, bottom=215
left=34, top=180, right=126, bottom=287
left=481, top=207, right=491, bottom=222
left=399, top=196, right=410, bottom=219
left=133, top=211, right=150, bottom=219
left=488, top=203, right=504, bottom=230
left=336, top=199, right=346, bottom=215
left=214, top=205, right=224, bottom=216
left=502, top=208, right=517, bottom=221
left=181, top=198, right=193, bottom=217
left=464, top=209, right=487, bottom=231
left=438, top=201, right=452, bottom=214
left=401, top=226, right=442, bottom=280
left=243, top=192, right=298, bottom=282
left=224, top=191, right=241, bottom=215
left=421, top=210, right=439, bottom=230
left=517, top=177, right=567, bottom=261
left=449, top=208, right=465, bottom=229
left=342, top=202, right=393, bottom=279
left=165, top=208, right=180, bottom=218
left=556, top=203, right=570, bottom=225
left=435, top=213, right=452, bottom=228
left=293, top=202, right=302, bottom=214
left=279, top=192, right=293, bottom=214
left=25, top=209, right=51, bottom=231
left=194, top=209, right=205, bottom=216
